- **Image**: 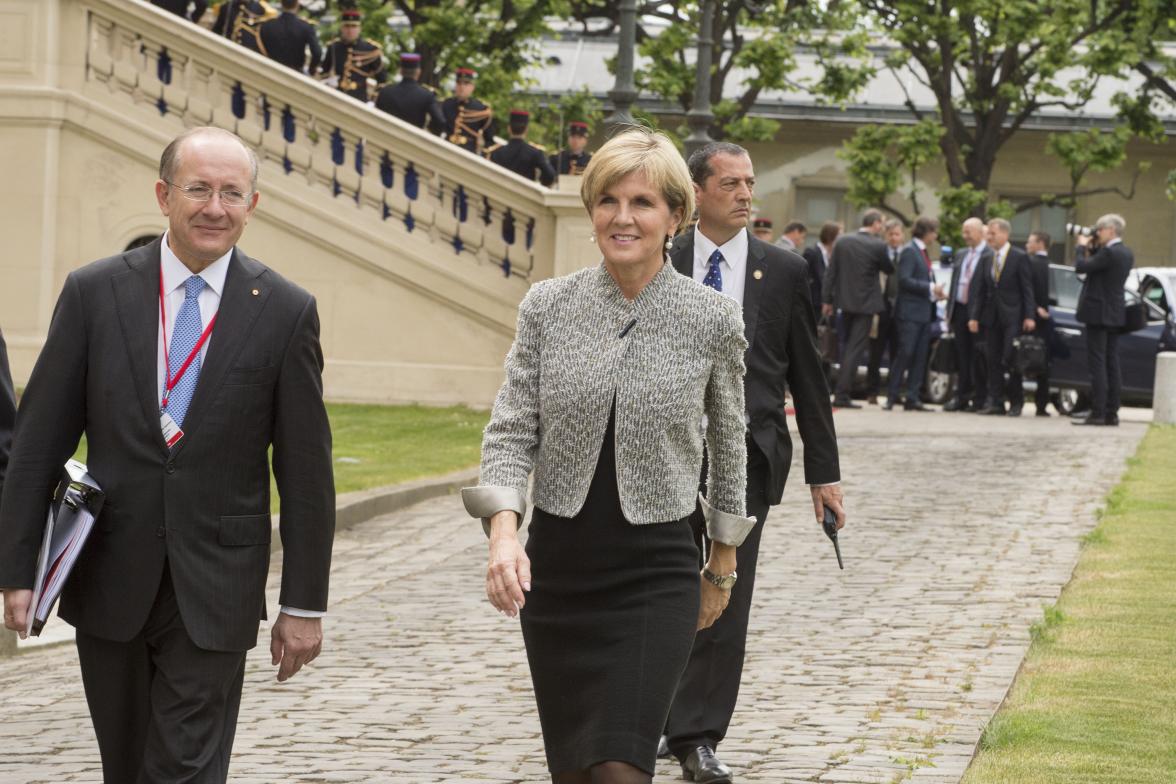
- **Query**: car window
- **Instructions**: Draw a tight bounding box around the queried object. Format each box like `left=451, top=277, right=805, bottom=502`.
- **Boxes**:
left=1050, top=266, right=1082, bottom=310
left=1141, top=276, right=1169, bottom=314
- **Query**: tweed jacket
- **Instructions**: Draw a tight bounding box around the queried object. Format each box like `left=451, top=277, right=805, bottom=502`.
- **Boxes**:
left=463, top=260, right=755, bottom=546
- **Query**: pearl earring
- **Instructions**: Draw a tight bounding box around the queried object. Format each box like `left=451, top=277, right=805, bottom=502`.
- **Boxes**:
left=591, top=233, right=597, bottom=243
left=665, top=235, right=673, bottom=250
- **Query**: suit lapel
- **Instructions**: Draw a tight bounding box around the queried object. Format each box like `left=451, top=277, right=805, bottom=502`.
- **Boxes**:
left=743, top=232, right=766, bottom=348
left=112, top=239, right=169, bottom=454
left=170, top=249, right=271, bottom=457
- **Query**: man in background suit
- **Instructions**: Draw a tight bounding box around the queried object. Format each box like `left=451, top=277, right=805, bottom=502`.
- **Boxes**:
left=803, top=221, right=840, bottom=320
left=866, top=220, right=904, bottom=404
left=1026, top=231, right=1054, bottom=416
left=773, top=220, right=807, bottom=252
left=259, top=0, right=322, bottom=75
left=665, top=142, right=843, bottom=784
left=0, top=127, right=335, bottom=782
left=822, top=209, right=895, bottom=408
left=886, top=216, right=946, bottom=411
left=0, top=329, right=13, bottom=498
left=944, top=218, right=992, bottom=411
left=968, top=218, right=1035, bottom=416
left=375, top=53, right=446, bottom=132
left=1073, top=214, right=1134, bottom=426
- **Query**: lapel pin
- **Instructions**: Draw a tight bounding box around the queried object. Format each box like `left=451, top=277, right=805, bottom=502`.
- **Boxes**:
left=753, top=269, right=763, bottom=280
left=252, top=288, right=260, bottom=296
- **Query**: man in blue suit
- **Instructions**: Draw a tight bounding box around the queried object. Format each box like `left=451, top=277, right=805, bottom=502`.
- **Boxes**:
left=885, top=216, right=946, bottom=411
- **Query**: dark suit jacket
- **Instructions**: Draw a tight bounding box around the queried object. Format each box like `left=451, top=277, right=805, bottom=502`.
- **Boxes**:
left=375, top=78, right=446, bottom=132
left=967, top=245, right=1034, bottom=327
left=259, top=10, right=323, bottom=74
left=671, top=231, right=840, bottom=505
left=0, top=238, right=335, bottom=652
left=1030, top=252, right=1051, bottom=310
left=946, top=244, right=993, bottom=323
left=893, top=243, right=935, bottom=324
left=822, top=229, right=894, bottom=314
left=1075, top=241, right=1134, bottom=327
left=151, top=0, right=208, bottom=22
left=0, top=329, right=14, bottom=501
left=801, top=244, right=826, bottom=314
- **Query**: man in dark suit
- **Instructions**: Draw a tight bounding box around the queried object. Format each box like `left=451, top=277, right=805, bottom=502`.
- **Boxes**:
left=1026, top=230, right=1054, bottom=416
left=665, top=142, right=844, bottom=784
left=488, top=110, right=556, bottom=186
left=0, top=329, right=14, bottom=499
left=258, top=0, right=322, bottom=74
left=822, top=209, right=895, bottom=408
left=0, top=128, right=335, bottom=782
left=803, top=221, right=840, bottom=320
left=151, top=0, right=208, bottom=22
left=1073, top=214, right=1134, bottom=426
left=375, top=53, right=446, bottom=132
left=866, top=219, right=904, bottom=404
left=944, top=218, right=992, bottom=411
left=967, top=218, right=1036, bottom=416
left=886, top=216, right=946, bottom=411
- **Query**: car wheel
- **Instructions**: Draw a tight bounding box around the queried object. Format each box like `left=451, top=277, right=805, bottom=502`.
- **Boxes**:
left=1053, top=388, right=1089, bottom=415
left=925, top=370, right=956, bottom=405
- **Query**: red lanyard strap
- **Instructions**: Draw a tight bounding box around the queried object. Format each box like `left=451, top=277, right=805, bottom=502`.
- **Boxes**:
left=159, top=266, right=218, bottom=408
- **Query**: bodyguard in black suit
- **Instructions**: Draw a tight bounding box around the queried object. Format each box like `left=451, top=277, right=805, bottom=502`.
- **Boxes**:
left=375, top=53, right=446, bottom=132
left=258, top=0, right=322, bottom=74
left=0, top=128, right=335, bottom=782
left=944, top=218, right=992, bottom=411
left=0, top=329, right=14, bottom=498
left=802, top=222, right=839, bottom=319
left=886, top=217, right=945, bottom=411
left=1073, top=215, right=1134, bottom=426
left=489, top=110, right=555, bottom=186
left=822, top=209, right=895, bottom=407
left=967, top=218, right=1036, bottom=416
left=1026, top=231, right=1054, bottom=416
left=666, top=142, right=843, bottom=784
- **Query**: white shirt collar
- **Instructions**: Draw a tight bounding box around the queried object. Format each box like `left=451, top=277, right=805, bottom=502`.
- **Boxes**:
left=1107, top=237, right=1122, bottom=247
left=694, top=224, right=748, bottom=270
left=993, top=243, right=1010, bottom=257
left=160, top=231, right=232, bottom=298
left=975, top=240, right=988, bottom=254
left=913, top=238, right=926, bottom=251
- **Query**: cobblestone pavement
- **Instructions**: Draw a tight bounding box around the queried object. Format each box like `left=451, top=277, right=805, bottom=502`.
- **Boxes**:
left=0, top=408, right=1147, bottom=783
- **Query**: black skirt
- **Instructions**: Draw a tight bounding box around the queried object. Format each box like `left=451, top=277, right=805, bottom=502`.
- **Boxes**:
left=521, top=409, right=700, bottom=775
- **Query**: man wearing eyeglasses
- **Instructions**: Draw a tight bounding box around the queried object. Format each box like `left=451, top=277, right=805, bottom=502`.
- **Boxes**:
left=0, top=127, right=335, bottom=783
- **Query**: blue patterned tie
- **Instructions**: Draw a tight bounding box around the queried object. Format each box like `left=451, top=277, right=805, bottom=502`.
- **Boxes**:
left=165, top=275, right=207, bottom=427
left=703, top=249, right=724, bottom=292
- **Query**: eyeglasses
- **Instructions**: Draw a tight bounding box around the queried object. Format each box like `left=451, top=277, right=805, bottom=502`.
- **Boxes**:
left=165, top=181, right=253, bottom=208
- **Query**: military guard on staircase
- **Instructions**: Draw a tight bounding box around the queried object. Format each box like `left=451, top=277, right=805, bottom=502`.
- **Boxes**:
left=441, top=68, right=495, bottom=155
left=548, top=120, right=593, bottom=176
left=488, top=110, right=555, bottom=186
left=320, top=8, right=388, bottom=103
left=212, top=0, right=278, bottom=53
left=375, top=53, right=445, bottom=133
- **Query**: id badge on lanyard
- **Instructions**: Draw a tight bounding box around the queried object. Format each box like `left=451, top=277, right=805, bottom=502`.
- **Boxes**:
left=159, top=267, right=218, bottom=447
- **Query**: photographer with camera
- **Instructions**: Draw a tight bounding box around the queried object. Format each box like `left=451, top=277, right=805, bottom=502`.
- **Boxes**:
left=1072, top=214, right=1134, bottom=427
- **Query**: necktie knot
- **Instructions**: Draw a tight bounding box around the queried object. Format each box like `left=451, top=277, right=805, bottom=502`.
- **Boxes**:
left=184, top=275, right=206, bottom=300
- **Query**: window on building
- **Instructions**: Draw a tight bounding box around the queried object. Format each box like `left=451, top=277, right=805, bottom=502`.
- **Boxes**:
left=794, top=187, right=855, bottom=234
left=1008, top=203, right=1068, bottom=262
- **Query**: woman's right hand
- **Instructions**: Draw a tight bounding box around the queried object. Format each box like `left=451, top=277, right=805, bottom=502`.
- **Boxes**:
left=486, top=511, right=531, bottom=618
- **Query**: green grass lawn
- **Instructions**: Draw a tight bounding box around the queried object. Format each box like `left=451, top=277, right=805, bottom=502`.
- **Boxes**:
left=962, top=425, right=1176, bottom=784
left=73, top=402, right=489, bottom=509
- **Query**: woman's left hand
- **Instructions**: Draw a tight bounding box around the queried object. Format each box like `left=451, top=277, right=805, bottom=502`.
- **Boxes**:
left=697, top=578, right=731, bottom=630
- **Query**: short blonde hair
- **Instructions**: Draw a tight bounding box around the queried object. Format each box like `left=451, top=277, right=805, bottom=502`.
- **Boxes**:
left=580, top=128, right=694, bottom=234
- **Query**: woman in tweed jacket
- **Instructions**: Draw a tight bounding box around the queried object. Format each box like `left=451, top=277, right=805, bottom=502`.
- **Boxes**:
left=462, top=128, right=754, bottom=784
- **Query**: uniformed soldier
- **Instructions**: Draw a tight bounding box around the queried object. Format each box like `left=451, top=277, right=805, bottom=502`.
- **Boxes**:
left=211, top=0, right=276, bottom=53
left=151, top=0, right=207, bottom=22
left=752, top=216, right=774, bottom=243
left=441, top=68, right=495, bottom=155
left=489, top=110, right=556, bottom=187
left=375, top=53, right=445, bottom=133
left=258, top=0, right=322, bottom=74
left=548, top=120, right=593, bottom=176
left=320, top=8, right=388, bottom=103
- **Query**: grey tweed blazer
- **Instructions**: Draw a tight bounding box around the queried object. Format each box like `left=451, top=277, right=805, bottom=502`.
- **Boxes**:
left=462, top=260, right=756, bottom=546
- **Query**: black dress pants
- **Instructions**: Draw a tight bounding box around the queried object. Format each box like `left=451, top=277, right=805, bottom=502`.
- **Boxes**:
left=866, top=305, right=897, bottom=398
left=834, top=312, right=872, bottom=400
left=1035, top=317, right=1053, bottom=413
left=950, top=306, right=982, bottom=406
left=666, top=439, right=771, bottom=760
left=888, top=318, right=931, bottom=403
left=1085, top=326, right=1121, bottom=419
left=985, top=319, right=1024, bottom=408
left=75, top=563, right=248, bottom=784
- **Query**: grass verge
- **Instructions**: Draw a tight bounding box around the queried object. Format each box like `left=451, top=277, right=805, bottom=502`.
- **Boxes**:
left=962, top=425, right=1176, bottom=784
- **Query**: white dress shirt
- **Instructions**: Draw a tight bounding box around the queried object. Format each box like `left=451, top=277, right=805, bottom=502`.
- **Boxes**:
left=692, top=225, right=748, bottom=307
left=158, top=234, right=321, bottom=620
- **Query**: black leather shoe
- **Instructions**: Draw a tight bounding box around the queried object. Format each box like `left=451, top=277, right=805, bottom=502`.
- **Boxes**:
left=882, top=398, right=895, bottom=411
left=1036, top=409, right=1051, bottom=417
left=658, top=735, right=672, bottom=760
left=943, top=399, right=962, bottom=412
left=1106, top=414, right=1120, bottom=426
left=832, top=397, right=862, bottom=409
left=904, top=401, right=933, bottom=412
left=977, top=406, right=1005, bottom=416
left=1072, top=416, right=1106, bottom=426
left=681, top=746, right=733, bottom=784
left=1007, top=405, right=1023, bottom=417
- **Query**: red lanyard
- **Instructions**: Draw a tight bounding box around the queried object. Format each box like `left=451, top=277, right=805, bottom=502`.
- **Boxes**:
left=159, top=267, right=218, bottom=410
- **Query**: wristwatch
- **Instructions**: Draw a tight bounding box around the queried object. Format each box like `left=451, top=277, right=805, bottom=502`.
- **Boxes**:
left=702, top=568, right=738, bottom=590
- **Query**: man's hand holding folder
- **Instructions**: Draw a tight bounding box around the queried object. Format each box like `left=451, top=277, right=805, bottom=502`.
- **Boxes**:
left=2, top=589, right=32, bottom=640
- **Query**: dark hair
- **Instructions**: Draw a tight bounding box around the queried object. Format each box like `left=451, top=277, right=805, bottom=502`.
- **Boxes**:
left=509, top=118, right=528, bottom=136
left=1029, top=230, right=1051, bottom=248
left=819, top=221, right=841, bottom=245
left=281, top=0, right=299, bottom=9
left=782, top=221, right=806, bottom=235
left=687, top=142, right=749, bottom=185
left=912, top=215, right=939, bottom=239
left=860, top=209, right=884, bottom=228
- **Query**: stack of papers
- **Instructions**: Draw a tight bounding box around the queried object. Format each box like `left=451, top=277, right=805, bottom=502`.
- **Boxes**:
left=27, top=459, right=104, bottom=637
